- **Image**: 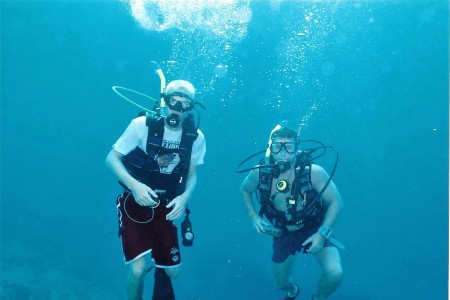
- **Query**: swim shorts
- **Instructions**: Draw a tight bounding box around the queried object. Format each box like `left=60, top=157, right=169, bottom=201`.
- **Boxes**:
left=272, top=226, right=333, bottom=263
left=116, top=192, right=181, bottom=267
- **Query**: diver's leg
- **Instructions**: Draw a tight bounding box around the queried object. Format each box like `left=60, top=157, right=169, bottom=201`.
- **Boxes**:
left=126, top=256, right=147, bottom=300
left=152, top=266, right=180, bottom=300
left=313, top=247, right=343, bottom=300
left=151, top=213, right=181, bottom=300
left=273, top=254, right=299, bottom=297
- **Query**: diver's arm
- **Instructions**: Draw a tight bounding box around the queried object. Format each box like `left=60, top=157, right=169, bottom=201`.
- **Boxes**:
left=166, top=163, right=198, bottom=221
left=240, top=169, right=259, bottom=218
left=240, top=169, right=267, bottom=233
left=311, top=164, right=344, bottom=229
left=183, top=163, right=198, bottom=198
left=105, top=149, right=157, bottom=206
left=302, top=164, right=343, bottom=252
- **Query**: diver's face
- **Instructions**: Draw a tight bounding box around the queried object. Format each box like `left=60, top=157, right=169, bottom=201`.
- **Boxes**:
left=165, top=96, right=191, bottom=128
left=271, top=137, right=297, bottom=165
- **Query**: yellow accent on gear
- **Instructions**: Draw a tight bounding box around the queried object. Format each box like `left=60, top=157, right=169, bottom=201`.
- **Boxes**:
left=155, top=68, right=166, bottom=108
left=277, top=180, right=288, bottom=191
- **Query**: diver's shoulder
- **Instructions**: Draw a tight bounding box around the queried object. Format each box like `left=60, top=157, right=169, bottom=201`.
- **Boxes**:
left=132, top=115, right=147, bottom=124
left=310, top=164, right=329, bottom=180
left=310, top=163, right=325, bottom=172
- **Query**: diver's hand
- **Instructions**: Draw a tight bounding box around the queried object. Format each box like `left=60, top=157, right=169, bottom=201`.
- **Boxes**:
left=302, top=232, right=325, bottom=254
left=166, top=193, right=188, bottom=221
left=251, top=215, right=270, bottom=234
left=130, top=181, right=159, bottom=207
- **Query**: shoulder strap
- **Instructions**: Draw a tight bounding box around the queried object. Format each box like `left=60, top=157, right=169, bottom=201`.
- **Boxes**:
left=288, top=154, right=313, bottom=216
left=146, top=115, right=165, bottom=153
left=257, top=161, right=273, bottom=216
left=180, top=114, right=198, bottom=150
left=175, top=114, right=199, bottom=194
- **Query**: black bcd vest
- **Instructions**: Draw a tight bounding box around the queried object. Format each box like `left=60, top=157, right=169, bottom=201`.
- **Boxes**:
left=120, top=114, right=198, bottom=200
left=257, top=152, right=325, bottom=230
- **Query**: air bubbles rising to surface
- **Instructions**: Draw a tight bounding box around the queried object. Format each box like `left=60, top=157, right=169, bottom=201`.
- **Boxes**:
left=214, top=64, right=228, bottom=79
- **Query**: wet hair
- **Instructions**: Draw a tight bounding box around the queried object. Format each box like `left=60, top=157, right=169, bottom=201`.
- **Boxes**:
left=165, top=80, right=196, bottom=100
left=271, top=126, right=298, bottom=142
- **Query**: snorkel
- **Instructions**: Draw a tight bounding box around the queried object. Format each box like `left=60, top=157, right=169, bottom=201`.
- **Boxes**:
left=152, top=62, right=185, bottom=128
left=265, top=123, right=282, bottom=165
left=151, top=61, right=166, bottom=109
left=152, top=62, right=201, bottom=128
left=113, top=61, right=204, bottom=129
left=152, top=61, right=169, bottom=117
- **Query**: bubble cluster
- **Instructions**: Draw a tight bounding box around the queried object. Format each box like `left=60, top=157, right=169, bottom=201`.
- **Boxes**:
left=127, top=0, right=251, bottom=41
left=122, top=0, right=339, bottom=129
left=123, top=0, right=251, bottom=102
left=268, top=2, right=339, bottom=131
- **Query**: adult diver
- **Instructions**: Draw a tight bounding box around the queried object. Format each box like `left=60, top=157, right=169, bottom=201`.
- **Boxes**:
left=238, top=121, right=344, bottom=300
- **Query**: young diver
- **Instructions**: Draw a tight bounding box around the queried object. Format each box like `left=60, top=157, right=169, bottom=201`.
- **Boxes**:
left=239, top=121, right=344, bottom=300
left=106, top=78, right=206, bottom=300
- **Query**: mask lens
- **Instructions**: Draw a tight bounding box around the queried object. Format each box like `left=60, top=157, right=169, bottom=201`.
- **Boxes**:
left=270, top=142, right=296, bottom=154
left=284, top=142, right=296, bottom=154
left=168, top=96, right=193, bottom=112
left=270, top=142, right=282, bottom=154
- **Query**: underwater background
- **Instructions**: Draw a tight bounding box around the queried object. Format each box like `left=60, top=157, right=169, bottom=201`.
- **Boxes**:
left=1, top=1, right=448, bottom=299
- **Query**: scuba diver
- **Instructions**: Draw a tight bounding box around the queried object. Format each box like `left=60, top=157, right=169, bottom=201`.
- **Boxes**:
left=239, top=121, right=344, bottom=300
left=106, top=75, right=206, bottom=300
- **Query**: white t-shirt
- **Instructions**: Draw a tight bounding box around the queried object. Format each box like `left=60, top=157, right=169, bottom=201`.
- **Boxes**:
left=113, top=116, right=206, bottom=174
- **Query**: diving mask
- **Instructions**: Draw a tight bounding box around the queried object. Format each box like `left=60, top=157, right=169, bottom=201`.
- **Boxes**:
left=165, top=92, right=194, bottom=113
left=270, top=142, right=297, bottom=154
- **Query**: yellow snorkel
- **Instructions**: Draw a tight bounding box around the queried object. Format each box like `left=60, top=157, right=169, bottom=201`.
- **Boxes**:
left=152, top=61, right=166, bottom=109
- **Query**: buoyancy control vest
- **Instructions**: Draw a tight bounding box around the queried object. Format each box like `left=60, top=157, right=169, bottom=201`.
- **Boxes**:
left=257, top=152, right=325, bottom=231
left=120, top=114, right=198, bottom=200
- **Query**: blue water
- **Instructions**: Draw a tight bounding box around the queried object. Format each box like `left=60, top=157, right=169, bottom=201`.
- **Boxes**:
left=1, top=1, right=448, bottom=299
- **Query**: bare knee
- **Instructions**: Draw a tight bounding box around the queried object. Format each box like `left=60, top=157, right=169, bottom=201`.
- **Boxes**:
left=316, top=247, right=343, bottom=285
left=165, top=267, right=181, bottom=278
left=128, top=260, right=147, bottom=281
left=324, top=266, right=343, bottom=284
